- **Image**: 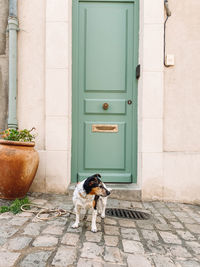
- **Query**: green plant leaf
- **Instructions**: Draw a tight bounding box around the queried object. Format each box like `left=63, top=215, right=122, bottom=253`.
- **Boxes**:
left=0, top=197, right=30, bottom=214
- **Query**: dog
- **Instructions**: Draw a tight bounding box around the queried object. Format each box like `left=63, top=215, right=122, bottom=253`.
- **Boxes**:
left=72, top=174, right=111, bottom=232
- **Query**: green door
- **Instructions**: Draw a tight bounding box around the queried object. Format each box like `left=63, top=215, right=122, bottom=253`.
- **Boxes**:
left=72, top=0, right=139, bottom=183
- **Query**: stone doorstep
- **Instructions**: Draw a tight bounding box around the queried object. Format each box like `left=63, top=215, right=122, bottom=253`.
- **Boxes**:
left=67, top=183, right=141, bottom=201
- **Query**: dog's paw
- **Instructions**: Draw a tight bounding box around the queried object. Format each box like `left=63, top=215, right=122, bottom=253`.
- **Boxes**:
left=101, top=213, right=105, bottom=219
left=91, top=226, right=97, bottom=233
left=72, top=223, right=79, bottom=229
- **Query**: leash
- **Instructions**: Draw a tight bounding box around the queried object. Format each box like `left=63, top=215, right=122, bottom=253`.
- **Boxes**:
left=20, top=203, right=76, bottom=221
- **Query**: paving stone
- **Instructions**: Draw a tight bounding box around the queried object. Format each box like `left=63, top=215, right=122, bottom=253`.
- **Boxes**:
left=9, top=217, right=30, bottom=226
left=131, top=201, right=144, bottom=209
left=6, top=236, right=32, bottom=251
left=179, top=217, right=196, bottom=224
left=185, top=224, right=200, bottom=234
left=151, top=255, right=176, bottom=267
left=32, top=235, right=58, bottom=247
left=166, top=202, right=179, bottom=209
left=156, top=216, right=168, bottom=224
left=104, top=218, right=117, bottom=225
left=0, top=212, right=12, bottom=219
left=159, top=231, right=182, bottom=244
left=23, top=223, right=41, bottom=236
left=52, top=246, right=76, bottom=266
left=193, top=217, right=200, bottom=224
left=81, top=242, right=103, bottom=259
left=107, top=199, right=120, bottom=208
left=136, top=221, right=154, bottom=230
left=170, top=221, right=184, bottom=229
left=85, top=231, right=102, bottom=242
left=118, top=200, right=131, bottom=208
left=155, top=223, right=173, bottom=231
left=118, top=219, right=136, bottom=228
left=176, top=230, right=196, bottom=241
left=186, top=241, right=200, bottom=254
left=162, top=214, right=177, bottom=220
left=146, top=240, right=166, bottom=254
left=0, top=251, right=20, bottom=267
left=47, top=218, right=67, bottom=226
left=42, top=225, right=64, bottom=235
left=67, top=221, right=83, bottom=233
left=164, top=244, right=192, bottom=258
left=173, top=211, right=190, bottom=218
left=122, top=239, right=144, bottom=253
left=104, top=247, right=123, bottom=263
left=157, top=208, right=172, bottom=215
left=0, top=226, right=18, bottom=239
left=77, top=258, right=104, bottom=267
left=0, top=237, right=6, bottom=246
left=104, top=235, right=119, bottom=246
left=31, top=199, right=48, bottom=205
left=104, top=264, right=127, bottom=267
left=141, top=229, right=159, bottom=241
left=20, top=251, right=52, bottom=267
left=61, top=233, right=79, bottom=246
left=127, top=254, right=152, bottom=267
left=18, top=212, right=34, bottom=217
left=104, top=225, right=120, bottom=235
left=153, top=202, right=167, bottom=208
left=143, top=202, right=156, bottom=211
left=121, top=228, right=140, bottom=241
left=176, top=259, right=200, bottom=267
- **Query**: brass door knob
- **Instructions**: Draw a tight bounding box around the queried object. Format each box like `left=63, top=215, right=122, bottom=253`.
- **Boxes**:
left=102, top=103, right=109, bottom=110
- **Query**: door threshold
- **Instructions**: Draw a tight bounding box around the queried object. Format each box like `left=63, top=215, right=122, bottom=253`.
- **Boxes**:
left=67, top=183, right=141, bottom=201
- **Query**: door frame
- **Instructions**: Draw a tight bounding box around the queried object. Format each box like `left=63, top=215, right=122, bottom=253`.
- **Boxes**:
left=71, top=0, right=139, bottom=183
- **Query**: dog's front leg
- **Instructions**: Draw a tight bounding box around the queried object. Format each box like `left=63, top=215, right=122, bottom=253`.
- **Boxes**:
left=101, top=197, right=107, bottom=218
left=91, top=209, right=97, bottom=232
left=72, top=205, right=81, bottom=228
left=91, top=195, right=99, bottom=232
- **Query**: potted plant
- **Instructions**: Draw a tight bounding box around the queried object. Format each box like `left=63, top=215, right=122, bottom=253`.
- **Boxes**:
left=0, top=128, right=39, bottom=200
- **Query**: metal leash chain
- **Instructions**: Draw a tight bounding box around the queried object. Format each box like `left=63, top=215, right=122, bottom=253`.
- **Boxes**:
left=20, top=203, right=76, bottom=221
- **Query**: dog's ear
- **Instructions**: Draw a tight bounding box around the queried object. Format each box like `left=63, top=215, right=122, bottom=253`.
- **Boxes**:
left=95, top=173, right=101, bottom=178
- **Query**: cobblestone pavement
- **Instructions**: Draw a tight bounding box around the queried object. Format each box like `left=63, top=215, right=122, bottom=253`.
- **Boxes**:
left=1, top=193, right=200, bottom=266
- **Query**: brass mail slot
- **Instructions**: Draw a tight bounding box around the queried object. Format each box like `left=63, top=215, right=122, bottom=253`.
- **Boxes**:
left=92, top=124, right=118, bottom=133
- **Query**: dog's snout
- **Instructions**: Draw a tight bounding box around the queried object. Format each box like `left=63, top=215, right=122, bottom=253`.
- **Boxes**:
left=106, top=190, right=111, bottom=196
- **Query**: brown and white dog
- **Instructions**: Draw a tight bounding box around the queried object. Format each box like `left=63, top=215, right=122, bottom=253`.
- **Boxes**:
left=72, top=174, right=111, bottom=232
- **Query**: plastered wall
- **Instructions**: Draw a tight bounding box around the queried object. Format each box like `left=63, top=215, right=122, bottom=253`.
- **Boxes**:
left=18, top=0, right=72, bottom=194
left=163, top=0, right=200, bottom=203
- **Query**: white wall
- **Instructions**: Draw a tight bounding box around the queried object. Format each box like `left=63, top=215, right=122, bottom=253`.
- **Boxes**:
left=163, top=0, right=200, bottom=203
left=18, top=0, right=72, bottom=193
left=139, top=0, right=164, bottom=201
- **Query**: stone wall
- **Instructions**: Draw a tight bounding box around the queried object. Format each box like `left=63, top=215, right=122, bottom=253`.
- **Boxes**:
left=0, top=0, right=8, bottom=131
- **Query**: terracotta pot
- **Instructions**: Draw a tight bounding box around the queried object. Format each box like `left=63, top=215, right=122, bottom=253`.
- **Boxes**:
left=0, top=140, right=39, bottom=200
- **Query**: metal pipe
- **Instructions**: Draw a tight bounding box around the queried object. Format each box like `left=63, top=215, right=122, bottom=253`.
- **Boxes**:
left=164, top=0, right=171, bottom=17
left=164, top=0, right=171, bottom=67
left=7, top=0, right=18, bottom=129
left=9, top=0, right=18, bottom=17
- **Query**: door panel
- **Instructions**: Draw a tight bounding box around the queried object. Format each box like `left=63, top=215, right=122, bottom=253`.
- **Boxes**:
left=72, top=0, right=139, bottom=183
left=84, top=4, right=128, bottom=91
left=84, top=122, right=126, bottom=169
left=84, top=99, right=126, bottom=114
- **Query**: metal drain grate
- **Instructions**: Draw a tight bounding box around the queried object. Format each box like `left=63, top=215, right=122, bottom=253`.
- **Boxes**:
left=105, top=208, right=150, bottom=220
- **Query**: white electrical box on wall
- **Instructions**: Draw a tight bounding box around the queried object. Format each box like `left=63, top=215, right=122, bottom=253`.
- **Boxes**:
left=165, top=54, right=175, bottom=66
